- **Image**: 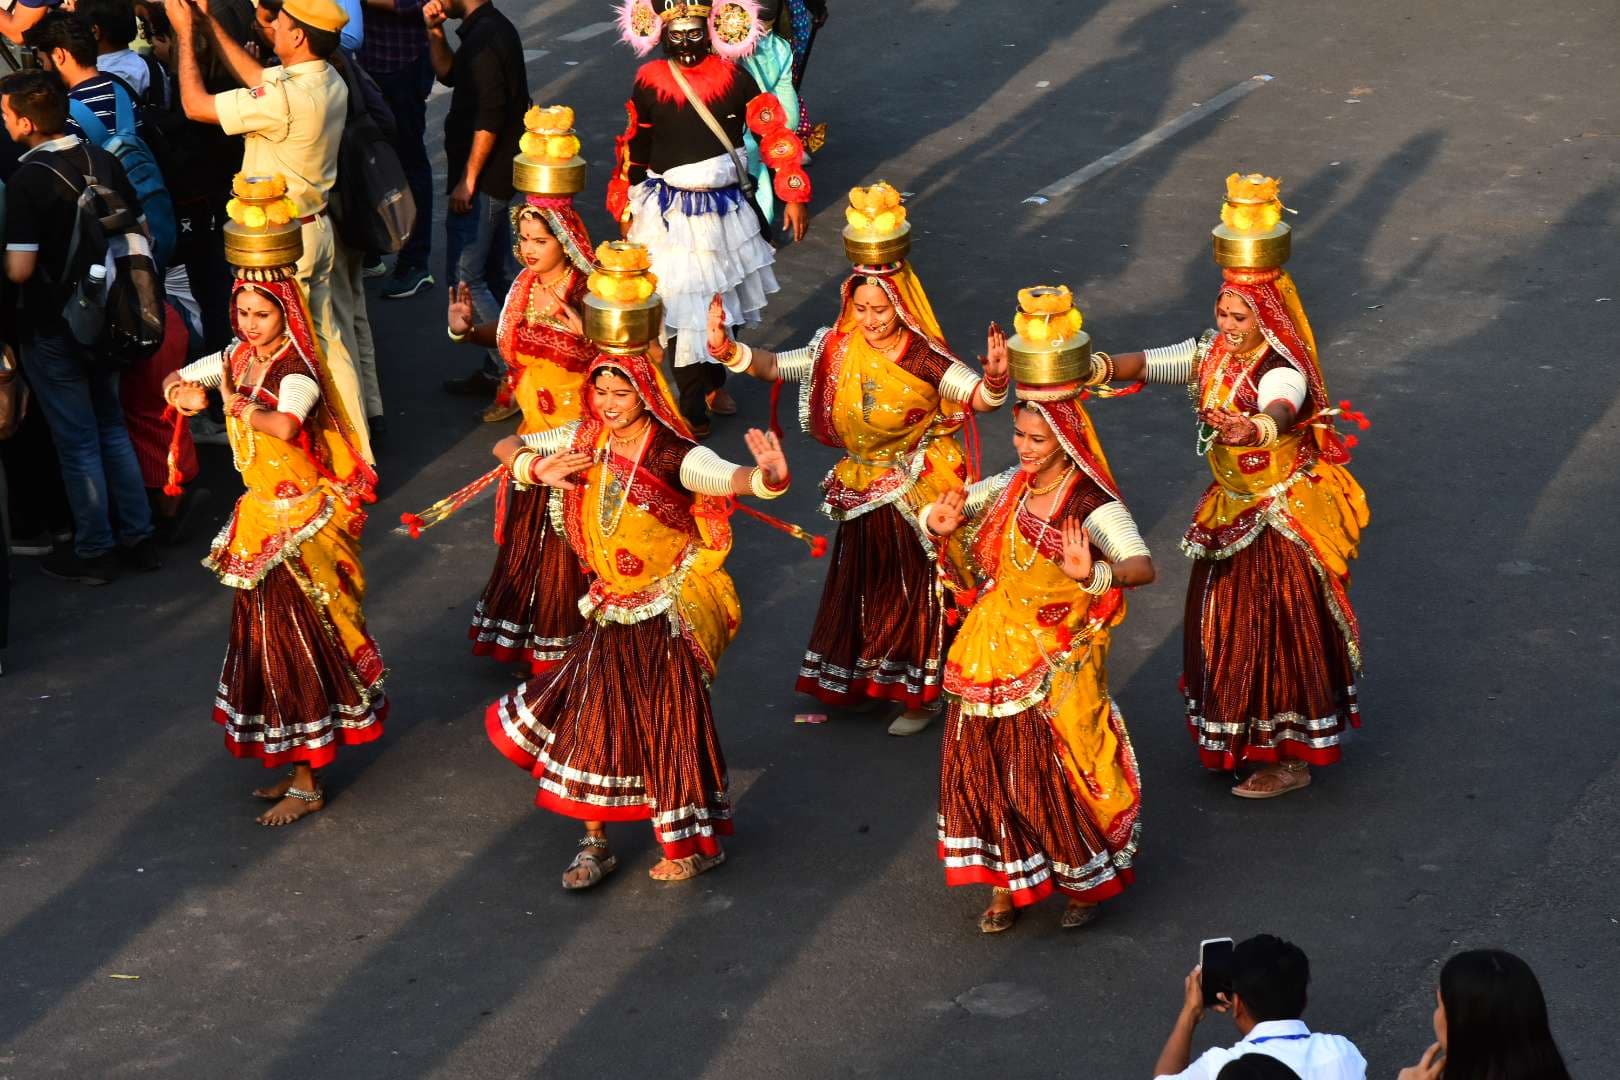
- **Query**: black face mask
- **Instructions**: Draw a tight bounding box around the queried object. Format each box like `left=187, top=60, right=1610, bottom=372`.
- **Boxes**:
left=661, top=25, right=709, bottom=67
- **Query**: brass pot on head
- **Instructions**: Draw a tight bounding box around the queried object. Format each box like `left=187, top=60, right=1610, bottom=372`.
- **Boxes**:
left=584, top=293, right=664, bottom=355
left=513, top=155, right=587, bottom=197
left=1211, top=220, right=1291, bottom=270
left=842, top=221, right=911, bottom=268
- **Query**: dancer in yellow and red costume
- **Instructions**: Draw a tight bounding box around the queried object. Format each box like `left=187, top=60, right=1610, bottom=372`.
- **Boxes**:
left=706, top=184, right=1008, bottom=735
left=485, top=248, right=796, bottom=890
left=162, top=175, right=385, bottom=827
left=1106, top=175, right=1370, bottom=798
left=444, top=106, right=597, bottom=674
left=922, top=288, right=1153, bottom=933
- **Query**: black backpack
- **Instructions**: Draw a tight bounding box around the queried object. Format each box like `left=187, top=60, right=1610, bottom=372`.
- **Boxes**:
left=33, top=147, right=165, bottom=369
left=330, top=55, right=415, bottom=254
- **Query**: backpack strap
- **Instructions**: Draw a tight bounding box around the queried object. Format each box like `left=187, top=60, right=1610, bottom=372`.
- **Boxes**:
left=25, top=151, right=94, bottom=287
left=67, top=98, right=113, bottom=148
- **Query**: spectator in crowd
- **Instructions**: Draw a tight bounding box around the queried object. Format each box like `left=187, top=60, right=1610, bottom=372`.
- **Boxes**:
left=1396, top=949, right=1571, bottom=1080
left=359, top=0, right=432, bottom=299
left=25, top=11, right=147, bottom=139
left=1219, top=1058, right=1301, bottom=1080
left=1, top=69, right=159, bottom=583
left=77, top=0, right=149, bottom=98
left=0, top=0, right=54, bottom=50
left=118, top=301, right=204, bottom=542
left=1153, top=934, right=1367, bottom=1080
left=423, top=0, right=524, bottom=422
left=165, top=0, right=379, bottom=463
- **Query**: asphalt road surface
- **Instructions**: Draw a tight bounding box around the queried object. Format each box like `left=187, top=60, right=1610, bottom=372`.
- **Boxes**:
left=3, top=1, right=1617, bottom=1076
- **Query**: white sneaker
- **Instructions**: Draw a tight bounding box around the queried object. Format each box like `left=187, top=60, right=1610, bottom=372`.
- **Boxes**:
left=887, top=709, right=937, bottom=736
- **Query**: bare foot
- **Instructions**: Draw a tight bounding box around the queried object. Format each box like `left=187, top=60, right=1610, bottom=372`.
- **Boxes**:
left=256, top=789, right=324, bottom=826
left=251, top=772, right=296, bottom=802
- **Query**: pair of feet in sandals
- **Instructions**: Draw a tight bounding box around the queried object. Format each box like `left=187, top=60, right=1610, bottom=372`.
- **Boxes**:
left=251, top=771, right=324, bottom=826
left=978, top=888, right=1100, bottom=934
left=561, top=834, right=726, bottom=890
left=1230, top=760, right=1311, bottom=799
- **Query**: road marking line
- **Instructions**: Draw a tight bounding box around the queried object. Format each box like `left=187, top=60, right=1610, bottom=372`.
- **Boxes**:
left=1023, top=74, right=1274, bottom=203
left=558, top=21, right=615, bottom=42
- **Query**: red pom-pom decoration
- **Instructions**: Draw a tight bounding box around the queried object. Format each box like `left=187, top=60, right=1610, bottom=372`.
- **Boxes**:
left=400, top=512, right=425, bottom=540
left=774, top=165, right=812, bottom=204
left=746, top=94, right=788, bottom=136
left=809, top=535, right=828, bottom=558
left=761, top=129, right=804, bottom=168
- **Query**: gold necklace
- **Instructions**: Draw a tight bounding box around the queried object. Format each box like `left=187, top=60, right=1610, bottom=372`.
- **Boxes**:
left=1007, top=471, right=1073, bottom=573
left=597, top=425, right=650, bottom=537
left=1028, top=462, right=1072, bottom=496
left=227, top=339, right=290, bottom=472
left=525, top=267, right=572, bottom=325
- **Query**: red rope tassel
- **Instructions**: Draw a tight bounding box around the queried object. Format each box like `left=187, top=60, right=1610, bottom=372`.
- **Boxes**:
left=160, top=404, right=187, bottom=496
left=962, top=410, right=983, bottom=483
left=395, top=464, right=509, bottom=539
left=729, top=497, right=827, bottom=556
left=493, top=472, right=511, bottom=546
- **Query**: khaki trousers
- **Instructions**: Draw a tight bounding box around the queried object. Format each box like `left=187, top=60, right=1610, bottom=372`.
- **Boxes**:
left=294, top=214, right=375, bottom=464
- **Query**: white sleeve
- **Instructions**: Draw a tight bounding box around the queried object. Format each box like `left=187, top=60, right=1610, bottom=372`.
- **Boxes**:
left=679, top=445, right=742, bottom=495
left=519, top=425, right=578, bottom=455
left=1143, top=338, right=1198, bottom=384
left=175, top=351, right=226, bottom=388
left=1083, top=500, right=1150, bottom=562
left=274, top=373, right=320, bottom=420
left=1256, top=366, right=1308, bottom=412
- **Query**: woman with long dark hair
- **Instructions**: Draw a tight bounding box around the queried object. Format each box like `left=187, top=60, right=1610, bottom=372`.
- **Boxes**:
left=1397, top=949, right=1570, bottom=1080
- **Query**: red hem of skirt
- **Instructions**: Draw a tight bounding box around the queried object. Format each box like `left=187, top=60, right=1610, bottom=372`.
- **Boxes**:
left=535, top=788, right=732, bottom=859
left=1189, top=729, right=1346, bottom=771
left=470, top=637, right=557, bottom=674
left=485, top=698, right=541, bottom=771
left=941, top=859, right=1131, bottom=906
left=795, top=674, right=940, bottom=711
left=218, top=696, right=388, bottom=770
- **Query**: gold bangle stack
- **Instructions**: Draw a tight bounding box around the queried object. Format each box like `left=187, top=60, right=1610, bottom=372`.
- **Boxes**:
left=164, top=381, right=200, bottom=417
left=721, top=341, right=754, bottom=374
left=1087, top=350, right=1116, bottom=386
left=977, top=377, right=1008, bottom=408
left=1250, top=413, right=1279, bottom=448
left=510, top=447, right=541, bottom=486
left=1080, top=560, right=1114, bottom=595
left=750, top=467, right=789, bottom=500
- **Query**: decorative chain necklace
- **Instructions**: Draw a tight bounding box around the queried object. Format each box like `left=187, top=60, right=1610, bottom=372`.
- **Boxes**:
left=1007, top=470, right=1073, bottom=573
left=1027, top=461, right=1072, bottom=496
left=227, top=346, right=281, bottom=472
left=597, top=422, right=651, bottom=537
left=524, top=267, right=573, bottom=327
left=1196, top=339, right=1268, bottom=456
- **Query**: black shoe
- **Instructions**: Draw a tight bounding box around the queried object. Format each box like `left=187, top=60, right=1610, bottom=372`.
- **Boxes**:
left=444, top=370, right=502, bottom=396
left=362, top=258, right=389, bottom=279
left=41, top=547, right=119, bottom=585
left=382, top=264, right=434, bottom=299
left=121, top=537, right=164, bottom=572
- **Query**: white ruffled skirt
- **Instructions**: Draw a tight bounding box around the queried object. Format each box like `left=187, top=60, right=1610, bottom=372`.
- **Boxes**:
left=627, top=153, right=779, bottom=369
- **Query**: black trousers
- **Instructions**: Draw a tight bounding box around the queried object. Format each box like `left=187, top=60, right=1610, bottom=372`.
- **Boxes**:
left=670, top=339, right=725, bottom=429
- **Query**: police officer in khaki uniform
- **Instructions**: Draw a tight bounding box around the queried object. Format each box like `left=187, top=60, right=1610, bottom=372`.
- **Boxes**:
left=164, top=0, right=376, bottom=463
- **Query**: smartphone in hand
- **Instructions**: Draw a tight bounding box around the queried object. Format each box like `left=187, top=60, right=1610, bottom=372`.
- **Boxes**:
left=1200, top=937, right=1235, bottom=1007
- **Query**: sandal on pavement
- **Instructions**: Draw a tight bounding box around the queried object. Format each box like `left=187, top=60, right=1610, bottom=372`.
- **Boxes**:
left=561, top=837, right=618, bottom=890
left=978, top=888, right=1016, bottom=934
left=1231, top=760, right=1312, bottom=799
left=1061, top=901, right=1101, bottom=930
left=648, top=849, right=726, bottom=882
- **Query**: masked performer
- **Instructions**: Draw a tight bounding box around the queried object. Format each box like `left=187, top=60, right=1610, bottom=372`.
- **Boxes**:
left=163, top=175, right=385, bottom=826
left=922, top=288, right=1151, bottom=933
left=447, top=106, right=596, bottom=673
left=486, top=249, right=793, bottom=889
left=609, top=0, right=811, bottom=435
left=1105, top=175, right=1369, bottom=798
left=706, top=184, right=1008, bottom=735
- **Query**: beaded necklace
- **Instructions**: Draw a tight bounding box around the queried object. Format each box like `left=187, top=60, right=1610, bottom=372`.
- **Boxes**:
left=226, top=339, right=289, bottom=472
left=1007, top=468, right=1073, bottom=573
left=596, top=420, right=651, bottom=537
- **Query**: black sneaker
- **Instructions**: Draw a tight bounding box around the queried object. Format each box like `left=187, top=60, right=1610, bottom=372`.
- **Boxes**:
left=7, top=530, right=54, bottom=556
left=444, top=370, right=502, bottom=396
left=41, top=547, right=119, bottom=585
left=121, top=537, right=164, bottom=572
left=382, top=264, right=434, bottom=299
left=362, top=258, right=388, bottom=279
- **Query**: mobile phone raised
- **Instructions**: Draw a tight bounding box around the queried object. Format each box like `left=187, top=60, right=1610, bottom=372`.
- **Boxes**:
left=1199, top=937, right=1235, bottom=1007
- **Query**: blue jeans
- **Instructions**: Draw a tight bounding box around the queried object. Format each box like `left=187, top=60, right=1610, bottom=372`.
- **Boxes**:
left=22, top=332, right=154, bottom=558
left=371, top=52, right=434, bottom=269
left=445, top=190, right=516, bottom=379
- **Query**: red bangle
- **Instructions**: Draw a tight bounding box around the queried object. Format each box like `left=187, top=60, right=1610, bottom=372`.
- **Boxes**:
left=763, top=470, right=790, bottom=493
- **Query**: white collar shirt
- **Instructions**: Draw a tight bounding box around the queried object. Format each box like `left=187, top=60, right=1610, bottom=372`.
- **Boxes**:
left=1156, top=1019, right=1367, bottom=1080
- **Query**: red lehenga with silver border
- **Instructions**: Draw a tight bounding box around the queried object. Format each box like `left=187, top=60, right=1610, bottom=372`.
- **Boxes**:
left=934, top=398, right=1145, bottom=908
left=469, top=198, right=597, bottom=673
left=485, top=349, right=751, bottom=859
left=772, top=263, right=986, bottom=710
left=175, top=277, right=386, bottom=768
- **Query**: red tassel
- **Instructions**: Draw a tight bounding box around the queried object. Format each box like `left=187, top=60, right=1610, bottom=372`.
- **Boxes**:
left=400, top=512, right=425, bottom=540
left=1343, top=434, right=1359, bottom=449
left=161, top=404, right=186, bottom=497
left=809, top=534, right=828, bottom=558
left=493, top=473, right=511, bottom=546
left=962, top=411, right=983, bottom=483
left=768, top=380, right=785, bottom=441
left=730, top=497, right=826, bottom=556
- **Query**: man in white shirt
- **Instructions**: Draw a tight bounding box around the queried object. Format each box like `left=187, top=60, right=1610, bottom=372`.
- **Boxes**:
left=1152, top=934, right=1367, bottom=1080
left=79, top=0, right=150, bottom=96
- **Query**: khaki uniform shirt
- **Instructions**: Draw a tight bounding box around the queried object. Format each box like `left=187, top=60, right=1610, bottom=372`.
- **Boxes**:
left=215, top=60, right=347, bottom=216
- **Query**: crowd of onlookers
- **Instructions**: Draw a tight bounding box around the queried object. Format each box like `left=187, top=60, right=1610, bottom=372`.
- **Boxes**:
left=1149, top=934, right=1572, bottom=1080
left=0, top=0, right=542, bottom=675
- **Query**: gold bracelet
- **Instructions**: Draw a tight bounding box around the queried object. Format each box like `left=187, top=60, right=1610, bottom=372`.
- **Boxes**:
left=1250, top=413, right=1279, bottom=448
left=977, top=378, right=1008, bottom=408
left=1080, top=559, right=1114, bottom=595
left=721, top=341, right=754, bottom=374
left=750, top=467, right=788, bottom=500
left=510, top=447, right=538, bottom=486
